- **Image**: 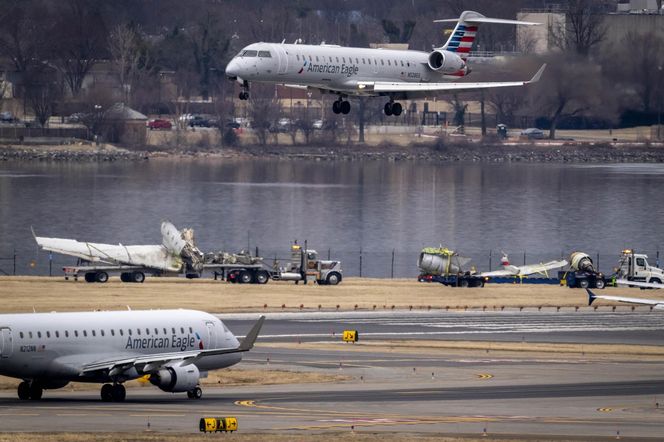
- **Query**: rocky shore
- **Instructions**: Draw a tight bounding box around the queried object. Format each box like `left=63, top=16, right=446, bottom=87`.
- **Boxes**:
left=2, top=140, right=664, bottom=163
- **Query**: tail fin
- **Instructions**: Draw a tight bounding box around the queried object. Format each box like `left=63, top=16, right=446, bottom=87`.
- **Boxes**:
left=587, top=288, right=597, bottom=306
left=435, top=10, right=540, bottom=61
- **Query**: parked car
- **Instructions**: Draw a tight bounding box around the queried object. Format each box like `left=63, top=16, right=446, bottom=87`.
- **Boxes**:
left=313, top=119, right=324, bottom=130
left=521, top=128, right=545, bottom=140
left=147, top=119, right=172, bottom=130
left=188, top=115, right=211, bottom=128
left=0, top=111, right=16, bottom=123
left=66, top=113, right=86, bottom=124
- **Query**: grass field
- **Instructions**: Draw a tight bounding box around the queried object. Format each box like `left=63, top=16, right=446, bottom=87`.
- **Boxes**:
left=1, top=276, right=658, bottom=314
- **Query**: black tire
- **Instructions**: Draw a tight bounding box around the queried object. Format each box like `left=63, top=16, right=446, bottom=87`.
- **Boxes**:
left=188, top=386, right=202, bottom=399
left=28, top=383, right=42, bottom=400
left=112, top=384, right=126, bottom=402
left=120, top=272, right=131, bottom=283
left=384, top=102, right=393, bottom=116
left=578, top=279, right=590, bottom=289
left=392, top=102, right=403, bottom=116
left=332, top=101, right=341, bottom=114
left=95, top=272, right=109, bottom=283
left=340, top=101, right=351, bottom=114
left=84, top=272, right=96, bottom=283
left=131, top=272, right=145, bottom=283
left=101, top=384, right=113, bottom=402
left=326, top=272, right=342, bottom=285
left=239, top=270, right=254, bottom=284
left=459, top=279, right=470, bottom=288
left=18, top=381, right=30, bottom=400
left=255, top=270, right=269, bottom=284
left=594, top=278, right=606, bottom=289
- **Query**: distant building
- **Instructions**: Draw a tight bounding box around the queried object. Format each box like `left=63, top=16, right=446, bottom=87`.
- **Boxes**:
left=104, top=103, right=147, bottom=146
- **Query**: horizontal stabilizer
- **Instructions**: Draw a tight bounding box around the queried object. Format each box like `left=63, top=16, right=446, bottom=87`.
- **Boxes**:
left=434, top=17, right=540, bottom=26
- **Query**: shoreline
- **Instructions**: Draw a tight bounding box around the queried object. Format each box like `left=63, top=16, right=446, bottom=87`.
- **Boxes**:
left=2, top=140, right=664, bottom=163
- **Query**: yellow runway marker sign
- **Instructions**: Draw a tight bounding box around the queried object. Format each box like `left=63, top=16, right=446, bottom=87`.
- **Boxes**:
left=199, top=417, right=238, bottom=433
left=597, top=407, right=614, bottom=412
left=477, top=373, right=494, bottom=379
left=343, top=330, right=358, bottom=343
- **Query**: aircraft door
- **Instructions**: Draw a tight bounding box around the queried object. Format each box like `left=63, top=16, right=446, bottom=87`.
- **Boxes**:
left=0, top=328, right=13, bottom=358
left=205, top=322, right=217, bottom=349
left=275, top=45, right=289, bottom=74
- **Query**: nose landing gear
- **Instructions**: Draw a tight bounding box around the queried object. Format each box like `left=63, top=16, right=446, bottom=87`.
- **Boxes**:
left=332, top=98, right=351, bottom=115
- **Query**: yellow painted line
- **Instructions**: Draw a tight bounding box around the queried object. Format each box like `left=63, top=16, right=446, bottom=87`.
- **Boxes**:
left=597, top=407, right=614, bottom=412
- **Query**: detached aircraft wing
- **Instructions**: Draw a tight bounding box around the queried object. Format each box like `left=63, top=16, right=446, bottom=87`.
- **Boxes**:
left=33, top=230, right=182, bottom=272
left=357, top=64, right=546, bottom=96
left=81, top=316, right=265, bottom=375
left=482, top=258, right=568, bottom=278
left=587, top=288, right=664, bottom=310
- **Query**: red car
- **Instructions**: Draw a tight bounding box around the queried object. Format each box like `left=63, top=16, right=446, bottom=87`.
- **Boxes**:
left=147, top=119, right=172, bottom=130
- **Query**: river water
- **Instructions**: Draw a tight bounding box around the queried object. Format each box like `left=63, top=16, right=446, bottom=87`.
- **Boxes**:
left=1, top=159, right=663, bottom=277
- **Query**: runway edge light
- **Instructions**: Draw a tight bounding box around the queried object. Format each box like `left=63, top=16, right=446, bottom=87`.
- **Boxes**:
left=343, top=330, right=359, bottom=343
left=199, top=417, right=238, bottom=433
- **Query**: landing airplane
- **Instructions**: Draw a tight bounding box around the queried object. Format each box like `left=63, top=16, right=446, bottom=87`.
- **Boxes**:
left=0, top=310, right=264, bottom=401
left=33, top=221, right=205, bottom=282
left=616, top=279, right=663, bottom=289
left=225, top=10, right=544, bottom=116
left=587, top=288, right=664, bottom=310
left=481, top=253, right=568, bottom=278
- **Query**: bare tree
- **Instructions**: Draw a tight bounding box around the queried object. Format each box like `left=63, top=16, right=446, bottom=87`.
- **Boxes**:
left=447, top=94, right=467, bottom=127
left=549, top=0, right=606, bottom=57
left=248, top=92, right=280, bottom=145
left=24, top=65, right=62, bottom=127
left=487, top=88, right=528, bottom=127
left=0, top=0, right=46, bottom=74
left=108, top=23, right=142, bottom=105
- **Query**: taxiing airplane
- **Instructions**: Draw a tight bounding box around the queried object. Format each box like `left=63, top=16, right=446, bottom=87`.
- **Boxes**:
left=587, top=288, right=664, bottom=310
left=33, top=221, right=205, bottom=282
left=481, top=253, right=568, bottom=278
left=225, top=10, right=544, bottom=116
left=0, top=310, right=264, bottom=401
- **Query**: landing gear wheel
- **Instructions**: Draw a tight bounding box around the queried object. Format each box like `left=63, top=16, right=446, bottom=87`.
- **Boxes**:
left=384, top=102, right=393, bottom=116
left=239, top=270, right=254, bottom=284
left=340, top=100, right=351, bottom=114
left=239, top=91, right=249, bottom=100
left=112, top=384, right=126, bottom=402
left=101, top=383, right=113, bottom=402
left=332, top=100, right=341, bottom=114
left=131, top=272, right=145, bottom=283
left=392, top=102, right=403, bottom=116
left=95, top=271, right=109, bottom=283
left=594, top=279, right=606, bottom=289
left=255, top=270, right=269, bottom=284
left=187, top=386, right=202, bottom=399
left=120, top=272, right=131, bottom=282
left=84, top=272, right=96, bottom=283
left=28, top=383, right=43, bottom=400
left=18, top=381, right=30, bottom=400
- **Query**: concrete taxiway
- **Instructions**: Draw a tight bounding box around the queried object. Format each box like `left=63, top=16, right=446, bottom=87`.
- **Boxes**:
left=0, top=310, right=663, bottom=438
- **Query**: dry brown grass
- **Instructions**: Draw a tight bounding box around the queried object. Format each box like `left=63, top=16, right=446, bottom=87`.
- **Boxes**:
left=0, top=276, right=656, bottom=314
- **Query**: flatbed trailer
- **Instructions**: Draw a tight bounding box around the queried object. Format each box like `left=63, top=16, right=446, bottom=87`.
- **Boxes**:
left=63, top=265, right=168, bottom=283
left=418, top=273, right=486, bottom=288
left=203, top=263, right=276, bottom=284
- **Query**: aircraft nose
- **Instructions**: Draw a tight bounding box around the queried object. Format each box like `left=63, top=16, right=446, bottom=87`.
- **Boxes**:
left=225, top=58, right=241, bottom=79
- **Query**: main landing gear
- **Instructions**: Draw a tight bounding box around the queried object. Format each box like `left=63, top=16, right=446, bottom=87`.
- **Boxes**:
left=100, top=383, right=126, bottom=402
left=187, top=386, right=203, bottom=399
left=332, top=98, right=350, bottom=115
left=17, top=381, right=42, bottom=400
left=384, top=101, right=403, bottom=116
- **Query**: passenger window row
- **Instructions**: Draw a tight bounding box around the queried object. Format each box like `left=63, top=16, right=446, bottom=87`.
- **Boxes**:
left=18, top=326, right=195, bottom=340
left=295, top=54, right=409, bottom=67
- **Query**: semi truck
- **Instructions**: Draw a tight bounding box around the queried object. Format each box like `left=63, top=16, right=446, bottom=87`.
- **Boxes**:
left=417, top=247, right=486, bottom=288
left=616, top=249, right=664, bottom=286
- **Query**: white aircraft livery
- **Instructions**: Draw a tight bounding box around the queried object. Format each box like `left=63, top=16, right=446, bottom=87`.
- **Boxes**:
left=225, top=10, right=544, bottom=116
left=587, top=288, right=664, bottom=310
left=0, top=309, right=264, bottom=401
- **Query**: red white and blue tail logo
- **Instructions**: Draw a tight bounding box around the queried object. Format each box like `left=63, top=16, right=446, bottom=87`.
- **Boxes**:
left=443, top=24, right=477, bottom=60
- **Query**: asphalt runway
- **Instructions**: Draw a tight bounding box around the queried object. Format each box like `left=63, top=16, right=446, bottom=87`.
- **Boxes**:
left=0, top=310, right=663, bottom=438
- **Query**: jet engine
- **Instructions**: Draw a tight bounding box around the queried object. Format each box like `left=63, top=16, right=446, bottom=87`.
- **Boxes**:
left=427, top=50, right=465, bottom=75
left=149, top=363, right=200, bottom=392
left=569, top=252, right=596, bottom=272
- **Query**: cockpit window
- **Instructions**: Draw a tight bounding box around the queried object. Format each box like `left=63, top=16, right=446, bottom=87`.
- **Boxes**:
left=240, top=50, right=258, bottom=57
left=258, top=51, right=272, bottom=58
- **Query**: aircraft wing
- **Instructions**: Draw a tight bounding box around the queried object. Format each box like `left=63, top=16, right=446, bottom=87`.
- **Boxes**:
left=481, top=269, right=515, bottom=277
left=81, top=316, right=265, bottom=375
left=587, top=289, right=664, bottom=310
left=516, top=259, right=569, bottom=276
left=34, top=234, right=182, bottom=272
left=357, top=64, right=546, bottom=95
left=616, top=279, right=663, bottom=289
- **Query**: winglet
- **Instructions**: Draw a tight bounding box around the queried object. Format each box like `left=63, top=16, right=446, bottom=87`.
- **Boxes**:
left=31, top=226, right=37, bottom=240
left=239, top=316, right=265, bottom=351
left=587, top=288, right=597, bottom=306
left=526, top=64, right=546, bottom=84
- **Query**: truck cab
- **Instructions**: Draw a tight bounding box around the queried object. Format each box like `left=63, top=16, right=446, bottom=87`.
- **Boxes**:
left=618, top=250, right=664, bottom=284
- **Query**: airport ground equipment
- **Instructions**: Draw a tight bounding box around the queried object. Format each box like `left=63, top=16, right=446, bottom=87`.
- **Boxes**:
left=616, top=249, right=664, bottom=286
left=417, top=247, right=486, bottom=287
left=564, top=252, right=608, bottom=289
left=199, top=417, right=238, bottom=433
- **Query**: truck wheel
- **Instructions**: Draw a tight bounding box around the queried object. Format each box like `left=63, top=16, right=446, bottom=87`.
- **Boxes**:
left=239, top=270, right=254, bottom=284
left=120, top=272, right=130, bottom=282
left=255, top=270, right=269, bottom=284
left=95, top=272, right=109, bottom=283
left=578, top=279, right=589, bottom=289
left=84, top=272, right=96, bottom=283
left=131, top=272, right=145, bottom=283
left=594, top=279, right=605, bottom=289
left=459, top=279, right=470, bottom=288
left=326, top=272, right=342, bottom=285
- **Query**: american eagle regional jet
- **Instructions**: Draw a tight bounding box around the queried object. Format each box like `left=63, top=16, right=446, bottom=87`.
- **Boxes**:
left=225, top=10, right=544, bottom=116
left=0, top=310, right=264, bottom=401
